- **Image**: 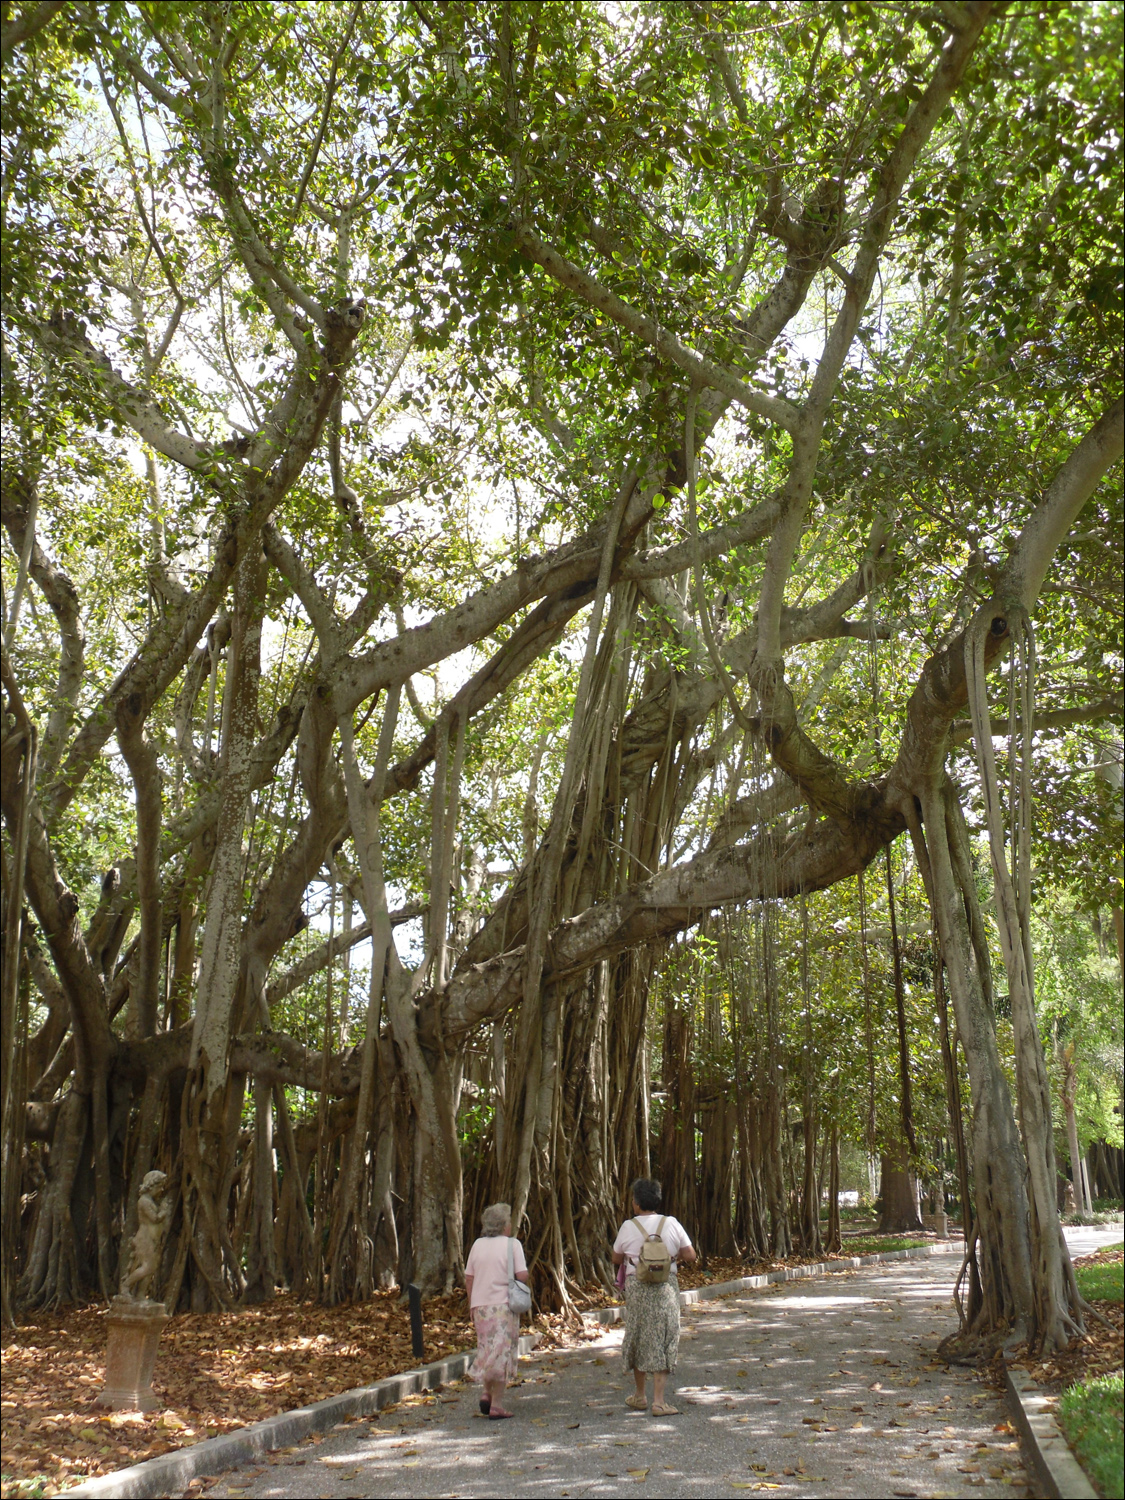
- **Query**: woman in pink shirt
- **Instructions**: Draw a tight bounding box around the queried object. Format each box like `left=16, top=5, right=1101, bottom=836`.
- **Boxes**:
left=464, top=1201, right=530, bottom=1420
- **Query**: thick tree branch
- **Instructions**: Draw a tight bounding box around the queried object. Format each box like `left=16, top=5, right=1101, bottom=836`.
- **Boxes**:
left=441, top=801, right=900, bottom=1043
left=35, top=314, right=215, bottom=472
left=755, top=4, right=999, bottom=663
left=120, top=1024, right=366, bottom=1098
left=262, top=524, right=341, bottom=647
left=0, top=0, right=66, bottom=62
left=949, top=695, right=1124, bottom=748
left=1, top=473, right=84, bottom=776
left=622, top=489, right=784, bottom=580
left=115, top=694, right=162, bottom=1038
left=1007, top=397, right=1124, bottom=611
left=264, top=900, right=423, bottom=1009
left=512, top=222, right=800, bottom=434
left=0, top=721, right=113, bottom=1068
left=45, top=305, right=365, bottom=818
left=892, top=400, right=1125, bottom=793
left=461, top=539, right=894, bottom=971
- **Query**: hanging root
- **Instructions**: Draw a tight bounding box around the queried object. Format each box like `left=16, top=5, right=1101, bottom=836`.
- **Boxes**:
left=951, top=1224, right=979, bottom=1332
left=1076, top=1296, right=1115, bottom=1332
left=938, top=1312, right=1030, bottom=1365
left=967, top=608, right=1082, bottom=1347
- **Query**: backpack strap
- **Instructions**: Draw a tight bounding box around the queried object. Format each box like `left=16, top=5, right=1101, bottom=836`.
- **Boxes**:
left=657, top=1216, right=667, bottom=1237
left=631, top=1216, right=649, bottom=1237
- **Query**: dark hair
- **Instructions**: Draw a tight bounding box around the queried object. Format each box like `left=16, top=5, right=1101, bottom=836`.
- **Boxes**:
left=631, top=1178, right=662, bottom=1213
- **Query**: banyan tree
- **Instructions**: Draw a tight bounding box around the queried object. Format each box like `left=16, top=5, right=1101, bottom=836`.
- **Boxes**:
left=1, top=1, right=1121, bottom=1358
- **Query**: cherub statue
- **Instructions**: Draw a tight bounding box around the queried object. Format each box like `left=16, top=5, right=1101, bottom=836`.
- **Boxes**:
left=119, top=1170, right=171, bottom=1302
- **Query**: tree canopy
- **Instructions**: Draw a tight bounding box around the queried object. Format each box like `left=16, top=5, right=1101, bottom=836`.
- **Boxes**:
left=1, top=0, right=1121, bottom=1354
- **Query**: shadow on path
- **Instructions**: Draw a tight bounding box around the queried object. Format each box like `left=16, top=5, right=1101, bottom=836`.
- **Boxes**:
left=202, top=1231, right=1119, bottom=1500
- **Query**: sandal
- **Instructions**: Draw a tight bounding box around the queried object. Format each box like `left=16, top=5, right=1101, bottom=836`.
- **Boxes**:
left=489, top=1406, right=515, bottom=1419
left=651, top=1403, right=680, bottom=1416
left=479, top=1398, right=491, bottom=1415
left=625, top=1394, right=648, bottom=1411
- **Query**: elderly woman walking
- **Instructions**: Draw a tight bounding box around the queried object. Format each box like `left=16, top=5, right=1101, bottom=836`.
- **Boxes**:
left=612, top=1178, right=695, bottom=1416
left=464, top=1201, right=530, bottom=1420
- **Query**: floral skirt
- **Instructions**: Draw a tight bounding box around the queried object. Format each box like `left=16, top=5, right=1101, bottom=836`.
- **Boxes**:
left=469, top=1302, right=519, bottom=1386
left=621, top=1275, right=680, bottom=1374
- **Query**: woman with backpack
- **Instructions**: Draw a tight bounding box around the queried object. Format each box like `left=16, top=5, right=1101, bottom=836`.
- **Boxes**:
left=612, top=1178, right=696, bottom=1416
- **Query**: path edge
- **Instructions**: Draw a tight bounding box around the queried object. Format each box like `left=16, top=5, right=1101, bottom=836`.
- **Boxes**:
left=1004, top=1366, right=1098, bottom=1500
left=583, top=1238, right=964, bottom=1325
left=59, top=1334, right=538, bottom=1500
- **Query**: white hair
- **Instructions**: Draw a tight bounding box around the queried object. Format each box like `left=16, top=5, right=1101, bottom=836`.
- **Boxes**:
left=480, top=1202, right=512, bottom=1236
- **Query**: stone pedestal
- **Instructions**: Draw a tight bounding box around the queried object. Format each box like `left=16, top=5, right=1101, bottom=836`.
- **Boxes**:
left=921, top=1210, right=950, bottom=1237
left=97, top=1296, right=169, bottom=1411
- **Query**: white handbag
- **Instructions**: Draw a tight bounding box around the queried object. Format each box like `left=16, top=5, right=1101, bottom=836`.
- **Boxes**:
left=507, top=1236, right=532, bottom=1314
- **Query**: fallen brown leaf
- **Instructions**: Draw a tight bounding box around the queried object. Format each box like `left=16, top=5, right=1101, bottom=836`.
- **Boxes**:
left=1, top=1289, right=479, bottom=1493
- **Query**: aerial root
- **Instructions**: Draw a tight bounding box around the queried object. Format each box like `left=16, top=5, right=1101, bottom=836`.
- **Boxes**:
left=1077, top=1296, right=1114, bottom=1332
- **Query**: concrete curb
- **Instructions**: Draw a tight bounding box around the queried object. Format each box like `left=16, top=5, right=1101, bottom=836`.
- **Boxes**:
left=61, top=1334, right=539, bottom=1500
left=583, top=1238, right=965, bottom=1325
left=1004, top=1366, right=1097, bottom=1500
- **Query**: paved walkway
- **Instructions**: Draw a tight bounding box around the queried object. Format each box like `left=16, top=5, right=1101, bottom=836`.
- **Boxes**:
left=203, top=1228, right=1120, bottom=1500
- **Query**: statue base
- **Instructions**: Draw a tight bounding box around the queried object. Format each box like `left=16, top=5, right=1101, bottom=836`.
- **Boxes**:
left=921, top=1210, right=949, bottom=1237
left=97, top=1296, right=169, bottom=1412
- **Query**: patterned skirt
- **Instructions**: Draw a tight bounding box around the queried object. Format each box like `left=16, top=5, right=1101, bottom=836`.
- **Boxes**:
left=469, top=1302, right=520, bottom=1385
left=621, top=1274, right=681, bottom=1373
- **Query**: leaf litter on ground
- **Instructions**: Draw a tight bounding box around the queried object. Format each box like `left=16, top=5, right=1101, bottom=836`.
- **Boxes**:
left=1001, top=1244, right=1123, bottom=1396
left=0, top=1288, right=477, bottom=1496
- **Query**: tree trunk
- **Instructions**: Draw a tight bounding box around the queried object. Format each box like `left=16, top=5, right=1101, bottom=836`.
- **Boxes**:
left=659, top=999, right=696, bottom=1243
left=909, top=785, right=1035, bottom=1342
left=1087, top=1140, right=1122, bottom=1201
left=1059, top=1045, right=1092, bottom=1217
left=242, top=1076, right=277, bottom=1303
left=557, top=962, right=619, bottom=1291
left=885, top=846, right=917, bottom=1156
left=879, top=1140, right=922, bottom=1232
left=182, top=549, right=266, bottom=1308
left=395, top=1012, right=464, bottom=1295
left=965, top=620, right=1080, bottom=1351
left=824, top=1127, right=841, bottom=1253
left=699, top=1089, right=737, bottom=1260
left=273, top=1081, right=314, bottom=1296
left=326, top=692, right=400, bottom=1304
left=763, top=1074, right=791, bottom=1259
left=338, top=687, right=463, bottom=1297
left=734, top=1097, right=770, bottom=1262
left=799, top=1099, right=822, bottom=1255
left=1, top=722, right=34, bottom=1323
left=18, top=1087, right=86, bottom=1308
left=762, top=906, right=791, bottom=1260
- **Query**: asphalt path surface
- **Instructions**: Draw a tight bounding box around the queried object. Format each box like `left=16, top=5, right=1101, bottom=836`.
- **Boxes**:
left=202, top=1227, right=1119, bottom=1500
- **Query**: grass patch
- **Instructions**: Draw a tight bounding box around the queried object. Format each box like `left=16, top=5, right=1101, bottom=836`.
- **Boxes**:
left=840, top=1235, right=931, bottom=1255
left=1077, top=1258, right=1124, bottom=1306
left=1058, top=1373, right=1124, bottom=1499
